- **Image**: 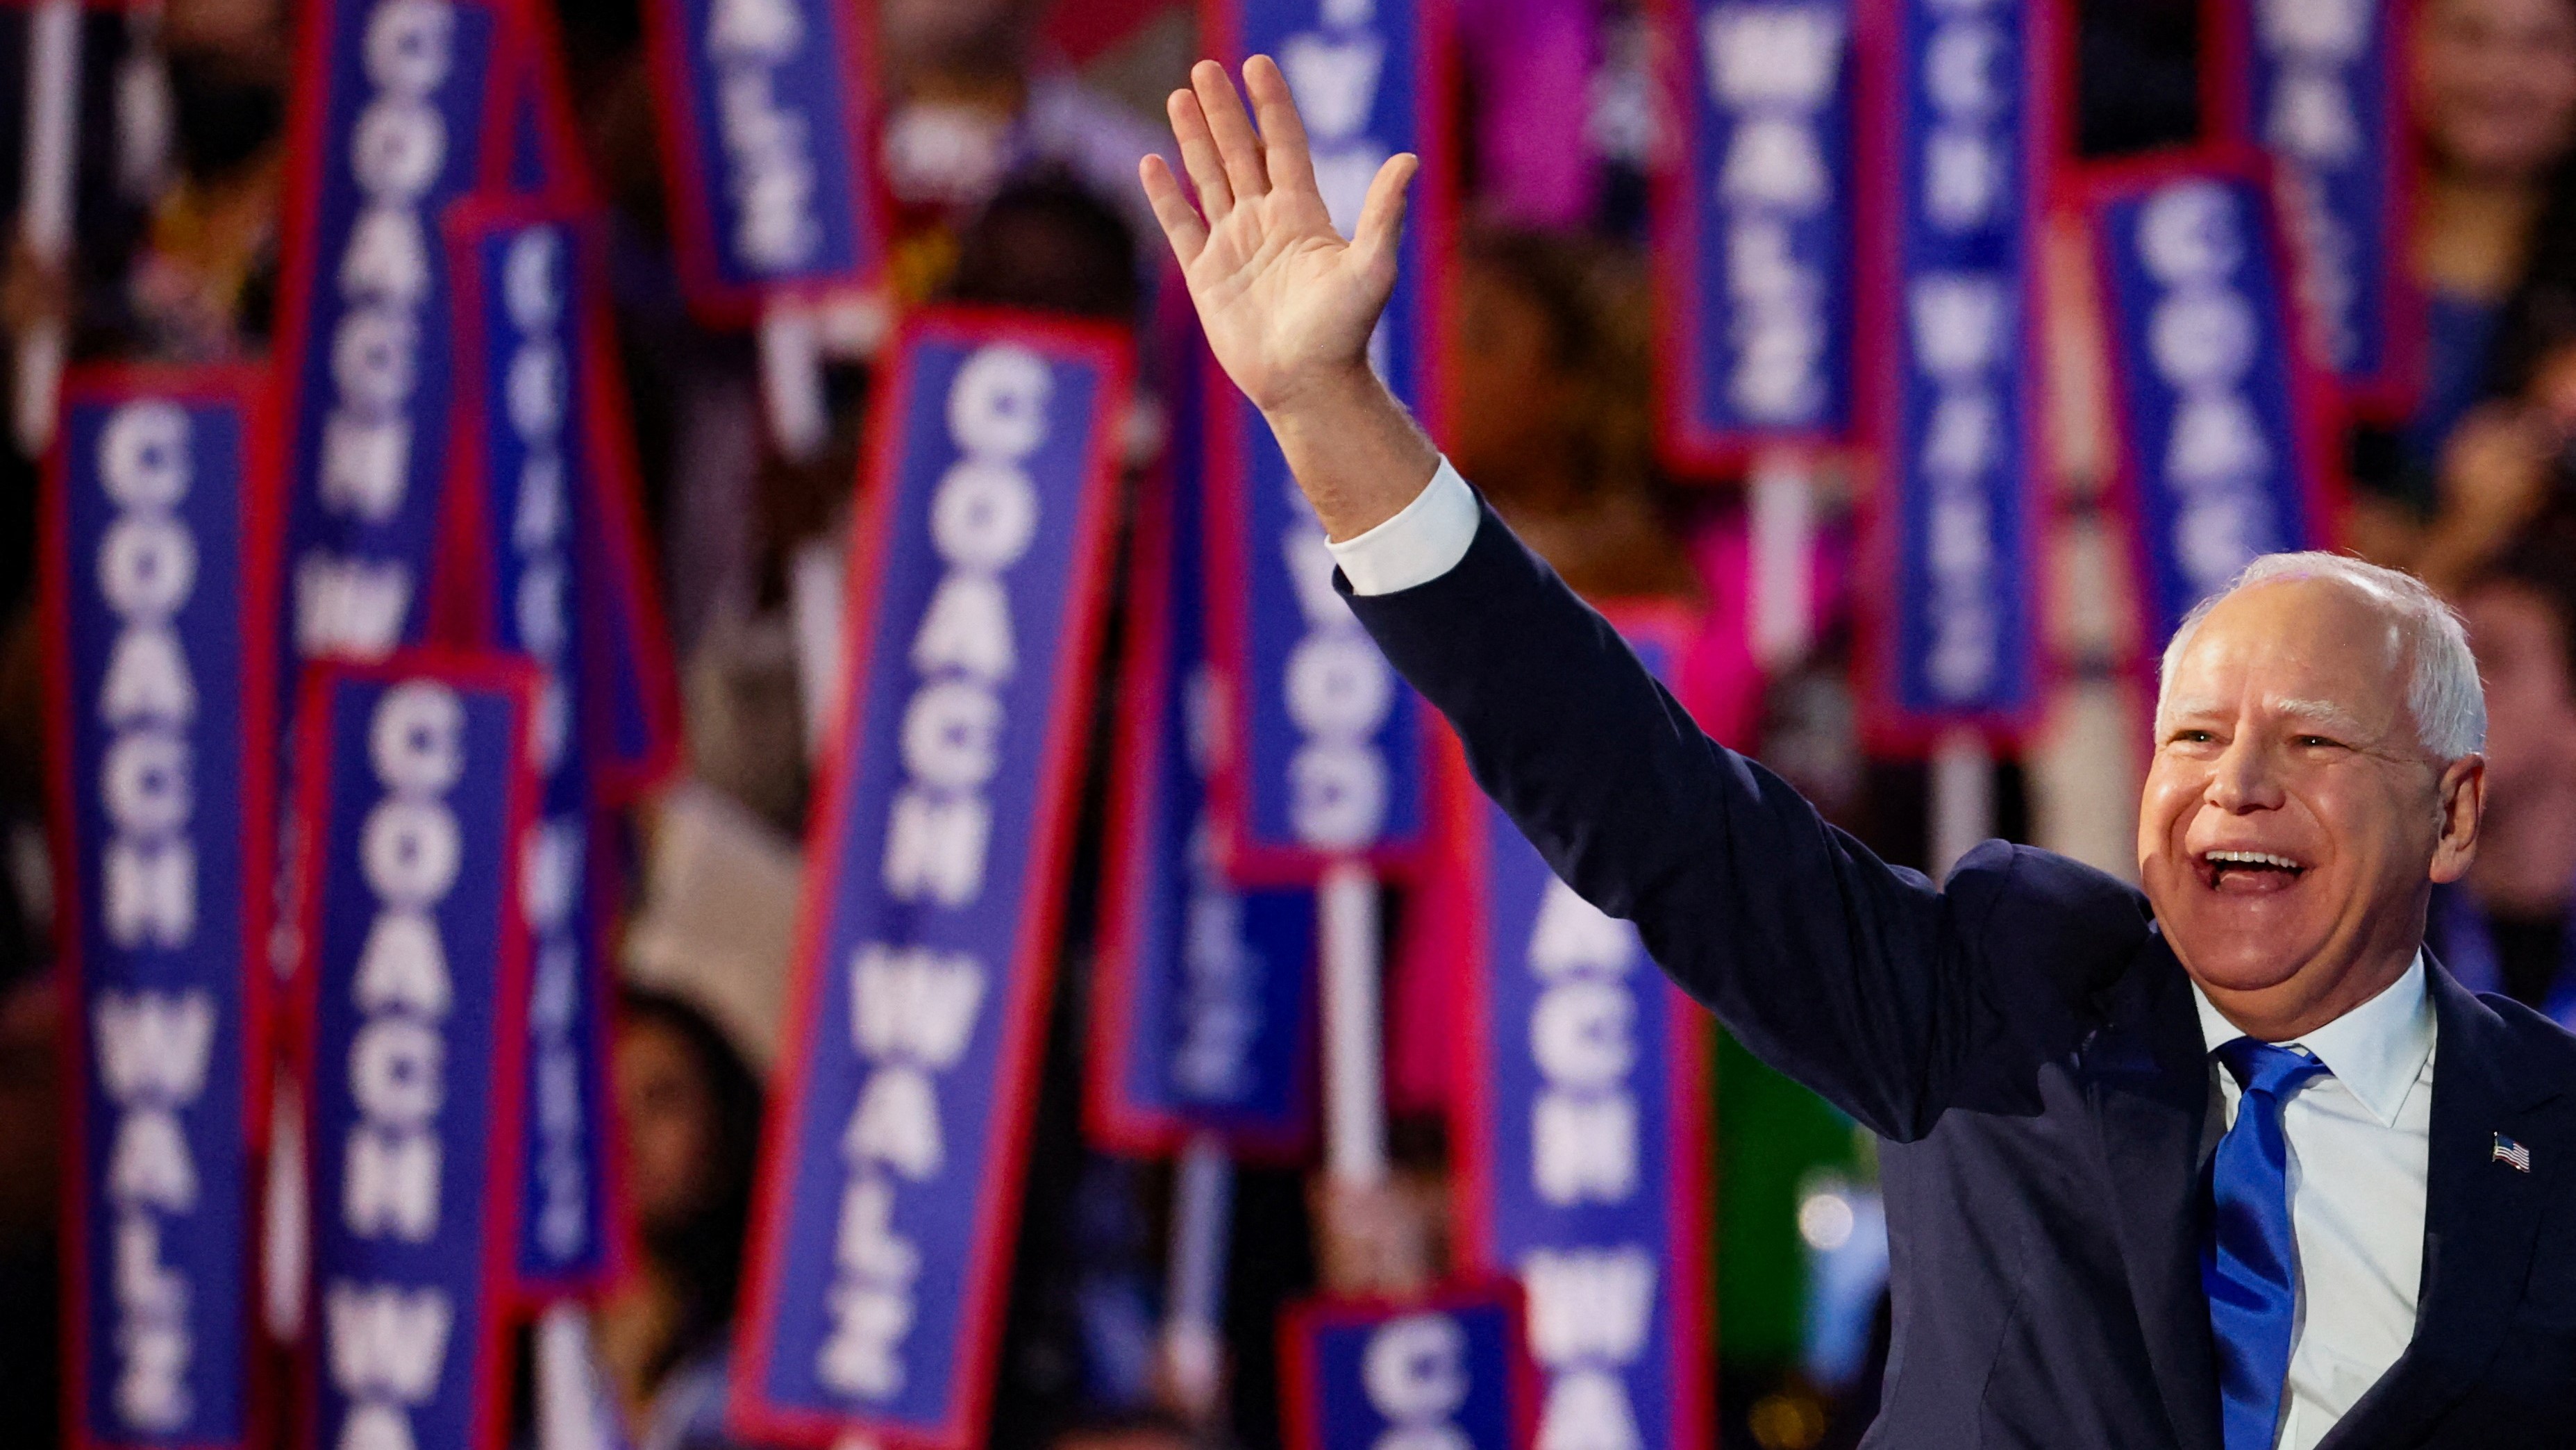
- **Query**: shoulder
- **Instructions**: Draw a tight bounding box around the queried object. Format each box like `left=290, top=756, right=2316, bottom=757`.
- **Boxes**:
left=1944, top=841, right=2157, bottom=999
left=2474, top=991, right=2576, bottom=1088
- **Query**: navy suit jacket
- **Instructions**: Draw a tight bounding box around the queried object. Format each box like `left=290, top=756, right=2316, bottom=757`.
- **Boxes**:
left=1343, top=502, right=2576, bottom=1449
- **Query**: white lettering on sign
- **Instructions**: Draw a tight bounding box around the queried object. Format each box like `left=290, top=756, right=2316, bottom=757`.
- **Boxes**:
left=1162, top=666, right=1271, bottom=1106
left=1175, top=802, right=1261, bottom=1101
left=1519, top=879, right=1658, bottom=1450
left=89, top=400, right=214, bottom=1431
left=326, top=680, right=465, bottom=1450
left=295, top=0, right=455, bottom=660
left=1907, top=274, right=2009, bottom=700
left=1362, top=1313, right=1473, bottom=1443
left=1903, top=0, right=2021, bottom=706
left=1703, top=2, right=1846, bottom=424
left=2254, top=0, right=2374, bottom=372
left=2132, top=181, right=2284, bottom=604
left=705, top=0, right=823, bottom=271
left=817, top=344, right=1045, bottom=1401
left=1266, top=6, right=1403, bottom=856
left=493, top=226, right=594, bottom=1265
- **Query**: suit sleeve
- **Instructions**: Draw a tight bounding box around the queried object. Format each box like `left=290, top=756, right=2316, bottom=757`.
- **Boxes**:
left=1345, top=499, right=2008, bottom=1141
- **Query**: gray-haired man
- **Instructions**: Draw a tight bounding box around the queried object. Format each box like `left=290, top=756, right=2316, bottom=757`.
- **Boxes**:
left=1142, top=56, right=2576, bottom=1450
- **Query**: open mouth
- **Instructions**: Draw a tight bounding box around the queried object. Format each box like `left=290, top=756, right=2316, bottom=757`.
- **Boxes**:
left=2200, top=849, right=2308, bottom=891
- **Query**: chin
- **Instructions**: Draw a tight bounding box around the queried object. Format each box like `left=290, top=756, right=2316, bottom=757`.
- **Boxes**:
left=2159, top=910, right=2327, bottom=1000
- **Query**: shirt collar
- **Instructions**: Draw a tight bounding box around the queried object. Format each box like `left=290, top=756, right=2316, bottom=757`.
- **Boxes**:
left=2189, top=952, right=2435, bottom=1127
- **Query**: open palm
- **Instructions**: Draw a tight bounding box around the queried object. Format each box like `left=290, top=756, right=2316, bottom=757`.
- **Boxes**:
left=1142, top=58, right=1418, bottom=417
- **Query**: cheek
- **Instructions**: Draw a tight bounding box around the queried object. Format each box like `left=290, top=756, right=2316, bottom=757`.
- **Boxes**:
left=2136, top=768, right=2199, bottom=849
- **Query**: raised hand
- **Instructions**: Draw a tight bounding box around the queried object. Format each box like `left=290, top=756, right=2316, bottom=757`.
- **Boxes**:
left=1141, top=58, right=1439, bottom=540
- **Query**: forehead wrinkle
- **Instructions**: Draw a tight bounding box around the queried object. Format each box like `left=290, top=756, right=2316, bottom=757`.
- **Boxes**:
left=2153, top=693, right=2376, bottom=735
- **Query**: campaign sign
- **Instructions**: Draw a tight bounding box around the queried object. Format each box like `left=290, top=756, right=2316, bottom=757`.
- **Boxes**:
left=47, top=368, right=278, bottom=1450
left=444, top=197, right=626, bottom=1296
left=271, top=0, right=510, bottom=721
left=1658, top=0, right=1859, bottom=469
left=1203, top=0, right=1449, bottom=881
left=489, top=28, right=689, bottom=801
left=1450, top=610, right=1712, bottom=1450
left=642, top=0, right=882, bottom=319
left=1861, top=0, right=2056, bottom=741
left=2083, top=157, right=2337, bottom=653
left=2211, top=0, right=2415, bottom=411
left=732, top=312, right=1128, bottom=1449
left=1279, top=1285, right=1533, bottom=1450
left=1087, top=408, right=1317, bottom=1160
left=292, top=655, right=541, bottom=1450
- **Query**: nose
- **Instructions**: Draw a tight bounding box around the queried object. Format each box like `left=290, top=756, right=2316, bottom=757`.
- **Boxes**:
left=2206, top=732, right=2285, bottom=814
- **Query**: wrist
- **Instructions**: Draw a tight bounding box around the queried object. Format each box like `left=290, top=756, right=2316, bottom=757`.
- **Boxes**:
left=1256, top=361, right=1387, bottom=434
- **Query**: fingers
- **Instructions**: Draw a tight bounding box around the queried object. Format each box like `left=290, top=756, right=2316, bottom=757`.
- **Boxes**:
left=1139, top=155, right=1209, bottom=264
left=1190, top=60, right=1270, bottom=205
left=1243, top=54, right=1316, bottom=198
left=1168, top=87, right=1232, bottom=218
left=1348, top=151, right=1419, bottom=282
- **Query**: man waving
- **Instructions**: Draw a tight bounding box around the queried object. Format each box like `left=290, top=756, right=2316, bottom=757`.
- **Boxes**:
left=1144, top=57, right=2576, bottom=1450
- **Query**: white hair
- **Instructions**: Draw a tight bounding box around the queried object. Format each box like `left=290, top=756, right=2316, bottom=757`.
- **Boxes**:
left=2155, top=551, right=2486, bottom=760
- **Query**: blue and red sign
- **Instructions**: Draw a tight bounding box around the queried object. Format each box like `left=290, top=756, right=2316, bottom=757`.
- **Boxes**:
left=641, top=0, right=883, bottom=320
left=443, top=196, right=629, bottom=1297
left=732, top=312, right=1129, bottom=1449
left=1280, top=1285, right=1534, bottom=1450
left=292, top=654, right=542, bottom=1450
left=2211, top=0, right=2416, bottom=412
left=1203, top=0, right=1450, bottom=881
left=1860, top=0, right=2057, bottom=742
left=2082, top=154, right=2339, bottom=653
left=1087, top=367, right=1316, bottom=1160
left=1658, top=0, right=1861, bottom=470
left=490, top=20, right=687, bottom=801
left=271, top=0, right=512, bottom=712
left=1448, top=609, right=1712, bottom=1450
left=46, top=368, right=278, bottom=1450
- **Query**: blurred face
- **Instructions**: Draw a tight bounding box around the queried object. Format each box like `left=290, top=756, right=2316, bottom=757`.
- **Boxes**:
left=882, top=0, right=1033, bottom=72
left=2416, top=0, right=2576, bottom=183
left=1446, top=262, right=1573, bottom=492
left=2462, top=581, right=2576, bottom=790
left=165, top=0, right=287, bottom=75
left=2139, top=579, right=2484, bottom=1032
left=615, top=1019, right=717, bottom=1236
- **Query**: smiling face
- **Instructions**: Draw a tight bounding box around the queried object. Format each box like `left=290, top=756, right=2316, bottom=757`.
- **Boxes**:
left=2139, top=577, right=2485, bottom=1038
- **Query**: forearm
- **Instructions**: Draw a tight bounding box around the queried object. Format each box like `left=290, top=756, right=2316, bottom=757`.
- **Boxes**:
left=1260, top=363, right=1441, bottom=541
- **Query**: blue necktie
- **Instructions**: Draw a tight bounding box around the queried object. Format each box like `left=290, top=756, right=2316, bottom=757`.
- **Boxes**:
left=2205, top=1039, right=2330, bottom=1450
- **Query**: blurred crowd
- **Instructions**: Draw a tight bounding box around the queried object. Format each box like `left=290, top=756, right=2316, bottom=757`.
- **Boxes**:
left=1, top=0, right=2575, bottom=1448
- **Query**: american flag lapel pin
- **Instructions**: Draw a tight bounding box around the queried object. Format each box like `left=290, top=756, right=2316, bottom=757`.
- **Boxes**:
left=2493, top=1133, right=2533, bottom=1173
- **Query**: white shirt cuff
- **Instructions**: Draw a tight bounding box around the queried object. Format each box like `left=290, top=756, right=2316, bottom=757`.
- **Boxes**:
left=1325, top=458, right=1479, bottom=597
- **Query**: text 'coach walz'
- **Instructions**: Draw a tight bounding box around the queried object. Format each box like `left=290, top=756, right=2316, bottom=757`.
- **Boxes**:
left=1141, top=56, right=2576, bottom=1450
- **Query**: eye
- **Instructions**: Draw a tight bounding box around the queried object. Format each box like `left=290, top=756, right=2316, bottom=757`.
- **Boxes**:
left=2294, top=734, right=2343, bottom=750
left=2169, top=728, right=2216, bottom=746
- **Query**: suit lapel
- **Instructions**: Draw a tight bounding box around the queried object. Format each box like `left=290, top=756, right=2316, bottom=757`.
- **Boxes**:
left=2316, top=960, right=2559, bottom=1450
left=2082, top=931, right=2223, bottom=1450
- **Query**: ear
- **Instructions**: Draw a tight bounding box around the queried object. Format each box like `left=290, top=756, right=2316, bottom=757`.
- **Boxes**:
left=2428, top=753, right=2485, bottom=885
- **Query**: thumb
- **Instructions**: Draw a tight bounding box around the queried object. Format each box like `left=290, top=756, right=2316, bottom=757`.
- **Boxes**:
left=1347, top=151, right=1419, bottom=286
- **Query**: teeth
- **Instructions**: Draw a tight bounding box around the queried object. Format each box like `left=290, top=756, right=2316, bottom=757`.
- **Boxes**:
left=2207, top=850, right=2301, bottom=871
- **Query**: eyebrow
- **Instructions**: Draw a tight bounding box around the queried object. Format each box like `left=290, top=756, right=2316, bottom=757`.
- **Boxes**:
left=2158, top=697, right=2369, bottom=735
